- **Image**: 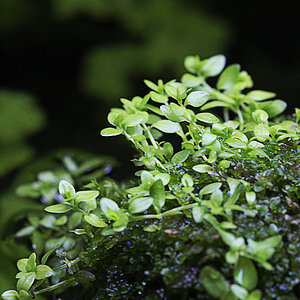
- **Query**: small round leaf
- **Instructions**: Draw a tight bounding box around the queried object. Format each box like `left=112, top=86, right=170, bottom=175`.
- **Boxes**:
left=35, top=265, right=55, bottom=280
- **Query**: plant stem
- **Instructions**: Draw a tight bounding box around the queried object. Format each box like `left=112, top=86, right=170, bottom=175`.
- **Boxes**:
left=189, top=192, right=201, bottom=203
left=131, top=203, right=198, bottom=221
left=53, top=257, right=80, bottom=272
left=34, top=278, right=76, bottom=296
left=223, top=108, right=230, bottom=122
left=142, top=124, right=158, bottom=149
left=237, top=109, right=244, bottom=130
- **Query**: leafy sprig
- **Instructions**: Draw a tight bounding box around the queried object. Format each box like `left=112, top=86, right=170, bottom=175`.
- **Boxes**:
left=2, top=55, right=300, bottom=299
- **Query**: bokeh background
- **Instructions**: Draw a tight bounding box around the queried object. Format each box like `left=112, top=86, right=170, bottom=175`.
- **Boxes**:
left=0, top=0, right=299, bottom=292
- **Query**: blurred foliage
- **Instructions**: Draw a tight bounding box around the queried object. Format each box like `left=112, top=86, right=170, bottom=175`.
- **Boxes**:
left=0, top=149, right=117, bottom=292
left=0, top=90, right=46, bottom=177
left=65, top=0, right=232, bottom=102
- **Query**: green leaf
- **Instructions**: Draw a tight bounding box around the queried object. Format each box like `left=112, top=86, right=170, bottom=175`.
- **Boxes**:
left=165, top=85, right=178, bottom=99
left=25, top=253, right=36, bottom=272
left=219, top=160, right=231, bottom=169
left=45, top=204, right=72, bottom=213
left=18, top=290, right=30, bottom=299
left=152, top=120, right=182, bottom=133
left=224, top=183, right=244, bottom=207
left=201, top=266, right=229, bottom=298
left=35, top=265, right=54, bottom=280
left=171, top=149, right=190, bottom=164
left=129, top=197, right=153, bottom=214
left=222, top=291, right=238, bottom=300
left=202, top=132, right=217, bottom=146
left=123, top=112, right=148, bottom=127
left=165, top=82, right=186, bottom=100
left=16, top=272, right=36, bottom=291
left=248, top=141, right=264, bottom=149
left=295, top=107, right=300, bottom=123
left=246, top=191, right=256, bottom=205
left=144, top=79, right=158, bottom=92
left=231, top=284, right=249, bottom=300
left=100, top=198, right=120, bottom=220
left=200, top=182, right=222, bottom=197
left=217, top=64, right=240, bottom=91
left=149, top=91, right=168, bottom=104
left=112, top=211, right=129, bottom=232
left=210, top=189, right=223, bottom=207
left=181, top=73, right=202, bottom=87
left=59, top=180, right=76, bottom=199
left=160, top=105, right=179, bottom=122
left=1, top=290, right=19, bottom=300
left=53, top=215, right=68, bottom=226
left=76, top=190, right=99, bottom=202
left=163, top=142, right=173, bottom=160
left=154, top=173, right=170, bottom=186
left=257, top=100, right=286, bottom=118
left=196, top=113, right=219, bottom=123
left=252, top=109, right=268, bottom=124
left=220, top=222, right=237, bottom=229
left=247, top=236, right=282, bottom=261
left=253, top=125, right=269, bottom=142
left=192, top=206, right=204, bottom=223
left=245, top=290, right=262, bottom=300
left=141, top=171, right=154, bottom=189
left=101, top=127, right=123, bottom=136
left=145, top=104, right=164, bottom=116
left=185, top=91, right=209, bottom=107
left=227, top=177, right=241, bottom=195
left=235, top=71, right=253, bottom=91
left=193, top=164, right=212, bottom=173
left=234, top=257, right=258, bottom=290
left=71, top=229, right=88, bottom=236
left=202, top=54, right=226, bottom=77
left=150, top=180, right=165, bottom=213
left=181, top=174, right=193, bottom=187
left=107, top=109, right=125, bottom=126
left=15, top=272, right=27, bottom=279
left=160, top=103, right=187, bottom=122
left=68, top=212, right=83, bottom=229
left=41, top=245, right=62, bottom=265
left=226, top=250, right=239, bottom=265
left=184, top=55, right=202, bottom=74
left=225, top=138, right=247, bottom=149
left=201, top=100, right=231, bottom=111
left=247, top=90, right=276, bottom=101
left=17, top=259, right=28, bottom=272
left=84, top=214, right=107, bottom=228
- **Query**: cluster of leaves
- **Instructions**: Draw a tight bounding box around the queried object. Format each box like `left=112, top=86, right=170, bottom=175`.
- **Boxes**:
left=2, top=55, right=300, bottom=299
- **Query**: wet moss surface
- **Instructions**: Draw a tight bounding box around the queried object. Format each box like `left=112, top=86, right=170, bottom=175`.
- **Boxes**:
left=57, top=140, right=300, bottom=300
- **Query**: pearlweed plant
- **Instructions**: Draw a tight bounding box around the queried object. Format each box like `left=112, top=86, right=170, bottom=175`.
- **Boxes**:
left=2, top=55, right=300, bottom=300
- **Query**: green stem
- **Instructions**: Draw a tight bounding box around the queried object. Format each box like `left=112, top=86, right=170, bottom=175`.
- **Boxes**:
left=124, top=131, right=145, bottom=152
left=189, top=192, right=201, bottom=203
left=34, top=278, right=76, bottom=296
left=222, top=145, right=243, bottom=158
left=154, top=158, right=168, bottom=171
left=53, top=257, right=80, bottom=272
left=223, top=108, right=230, bottom=122
left=237, top=109, right=244, bottom=130
left=76, top=207, right=89, bottom=216
left=160, top=203, right=198, bottom=217
left=202, top=81, right=214, bottom=94
left=131, top=203, right=198, bottom=221
left=142, top=124, right=158, bottom=149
